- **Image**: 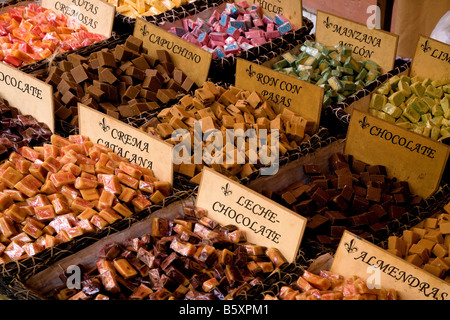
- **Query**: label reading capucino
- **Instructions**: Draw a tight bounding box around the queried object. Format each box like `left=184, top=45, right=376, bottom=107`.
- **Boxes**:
left=315, top=11, right=399, bottom=73
left=78, top=104, right=174, bottom=184
left=235, top=0, right=303, bottom=29
left=235, top=58, right=323, bottom=133
left=41, top=0, right=115, bottom=37
left=134, top=18, right=212, bottom=87
left=196, top=167, right=307, bottom=263
left=345, top=109, right=449, bottom=199
left=410, top=35, right=450, bottom=80
left=0, top=62, right=54, bottom=132
left=331, top=231, right=450, bottom=300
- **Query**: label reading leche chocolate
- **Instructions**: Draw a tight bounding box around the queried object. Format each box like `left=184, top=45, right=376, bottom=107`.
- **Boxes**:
left=196, top=167, right=306, bottom=263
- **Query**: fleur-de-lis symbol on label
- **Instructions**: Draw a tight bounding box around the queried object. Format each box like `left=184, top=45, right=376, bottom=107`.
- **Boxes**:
left=221, top=183, right=232, bottom=196
left=140, top=24, right=149, bottom=37
left=323, top=17, right=333, bottom=29
left=246, top=65, right=256, bottom=78
left=359, top=116, right=370, bottom=129
left=421, top=40, right=432, bottom=53
left=344, top=239, right=358, bottom=253
left=99, top=118, right=110, bottom=132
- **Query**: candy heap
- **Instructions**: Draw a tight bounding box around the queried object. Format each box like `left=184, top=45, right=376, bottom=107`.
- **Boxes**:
left=264, top=270, right=398, bottom=300
left=264, top=153, right=423, bottom=248
left=31, top=35, right=196, bottom=127
left=0, top=97, right=52, bottom=161
left=387, top=202, right=450, bottom=281
left=272, top=40, right=381, bottom=107
left=0, top=134, right=172, bottom=263
left=0, top=4, right=106, bottom=68
left=108, top=0, right=197, bottom=18
left=369, top=75, right=450, bottom=141
left=141, top=81, right=315, bottom=183
left=168, top=1, right=295, bottom=58
left=52, top=205, right=287, bottom=300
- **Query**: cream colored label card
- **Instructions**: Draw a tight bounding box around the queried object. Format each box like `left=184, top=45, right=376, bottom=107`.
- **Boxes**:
left=235, top=0, right=303, bottom=29
left=134, top=18, right=212, bottom=87
left=235, top=58, right=323, bottom=133
left=316, top=10, right=399, bottom=73
left=78, top=104, right=174, bottom=184
left=41, top=0, right=115, bottom=37
left=331, top=231, right=450, bottom=300
left=410, top=35, right=450, bottom=80
left=345, top=110, right=449, bottom=199
left=0, top=62, right=54, bottom=132
left=196, top=167, right=307, bottom=263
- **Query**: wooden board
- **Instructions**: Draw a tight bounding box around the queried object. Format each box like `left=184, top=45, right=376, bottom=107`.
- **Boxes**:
left=0, top=62, right=54, bottom=132
left=78, top=103, right=174, bottom=184
left=345, top=109, right=449, bottom=199
left=196, top=167, right=307, bottom=263
left=331, top=231, right=450, bottom=300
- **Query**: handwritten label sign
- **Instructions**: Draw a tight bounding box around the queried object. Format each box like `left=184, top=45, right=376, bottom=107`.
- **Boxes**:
left=331, top=231, right=450, bottom=300
left=196, top=167, right=307, bottom=263
left=315, top=10, right=399, bottom=73
left=41, top=0, right=115, bottom=37
left=236, top=0, right=303, bottom=29
left=134, top=18, right=212, bottom=87
left=0, top=62, right=54, bottom=132
left=78, top=104, right=174, bottom=184
left=345, top=109, right=449, bottom=199
left=410, top=35, right=450, bottom=80
left=235, top=58, right=324, bottom=133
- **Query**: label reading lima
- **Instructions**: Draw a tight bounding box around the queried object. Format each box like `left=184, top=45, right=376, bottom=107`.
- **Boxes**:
left=78, top=104, right=174, bottom=184
left=0, top=62, right=54, bottom=132
left=410, top=35, right=450, bottom=80
left=134, top=18, right=212, bottom=87
left=331, top=231, right=450, bottom=300
left=196, top=167, right=307, bottom=263
left=235, top=58, right=323, bottom=134
left=41, top=0, right=115, bottom=37
left=315, top=10, right=399, bottom=73
left=345, top=109, right=449, bottom=199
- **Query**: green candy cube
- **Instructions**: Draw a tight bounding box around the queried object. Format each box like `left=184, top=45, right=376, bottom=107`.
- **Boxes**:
left=411, top=82, right=425, bottom=97
left=388, top=91, right=405, bottom=107
left=382, top=103, right=402, bottom=118
left=403, top=105, right=421, bottom=123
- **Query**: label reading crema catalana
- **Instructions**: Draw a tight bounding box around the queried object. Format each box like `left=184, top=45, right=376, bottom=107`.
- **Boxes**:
left=78, top=104, right=173, bottom=184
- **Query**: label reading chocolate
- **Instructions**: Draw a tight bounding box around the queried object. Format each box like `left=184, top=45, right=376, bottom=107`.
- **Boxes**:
left=196, top=167, right=307, bottom=263
left=345, top=110, right=449, bottom=198
left=0, top=62, right=54, bottom=132
left=235, top=0, right=303, bottom=28
left=331, top=231, right=450, bottom=300
left=315, top=10, right=399, bottom=73
left=235, top=58, right=323, bottom=133
left=134, top=18, right=212, bottom=87
left=78, top=104, right=174, bottom=184
left=410, top=35, right=450, bottom=80
left=41, top=0, right=115, bottom=37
